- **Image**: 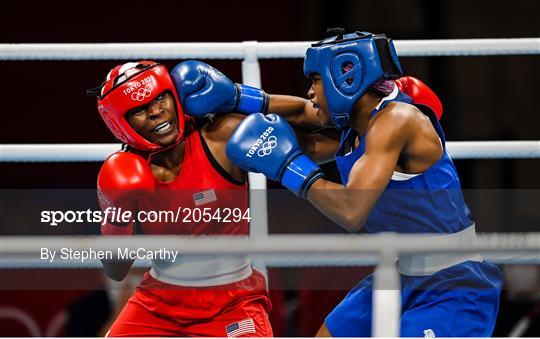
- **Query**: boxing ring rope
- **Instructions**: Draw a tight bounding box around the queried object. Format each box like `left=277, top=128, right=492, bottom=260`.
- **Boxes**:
left=2, top=37, right=539, bottom=336
left=1, top=38, right=539, bottom=60
left=3, top=234, right=540, bottom=269
left=2, top=233, right=540, bottom=337
left=1, top=141, right=539, bottom=162
left=5, top=233, right=538, bottom=255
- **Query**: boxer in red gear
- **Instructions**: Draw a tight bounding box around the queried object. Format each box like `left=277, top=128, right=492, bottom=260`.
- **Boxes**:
left=89, top=61, right=272, bottom=337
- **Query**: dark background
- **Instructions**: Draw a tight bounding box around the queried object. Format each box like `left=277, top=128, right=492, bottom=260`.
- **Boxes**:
left=1, top=0, right=539, bottom=336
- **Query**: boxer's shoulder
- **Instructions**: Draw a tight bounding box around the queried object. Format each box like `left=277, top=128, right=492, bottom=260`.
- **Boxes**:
left=365, top=102, right=418, bottom=144
left=376, top=101, right=421, bottom=122
left=202, top=113, right=246, bottom=142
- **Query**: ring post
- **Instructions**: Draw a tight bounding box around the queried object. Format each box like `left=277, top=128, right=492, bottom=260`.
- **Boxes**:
left=241, top=40, right=269, bottom=278
left=372, top=233, right=401, bottom=337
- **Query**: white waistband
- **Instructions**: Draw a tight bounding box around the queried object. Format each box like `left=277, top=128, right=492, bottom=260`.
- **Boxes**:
left=398, top=224, right=484, bottom=276
left=150, top=255, right=252, bottom=287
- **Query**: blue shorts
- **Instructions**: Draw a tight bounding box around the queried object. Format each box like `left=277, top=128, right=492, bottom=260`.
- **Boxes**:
left=325, top=261, right=503, bottom=337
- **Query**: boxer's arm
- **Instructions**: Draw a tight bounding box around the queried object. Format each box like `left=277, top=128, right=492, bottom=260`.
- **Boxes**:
left=306, top=107, right=411, bottom=232
left=101, top=258, right=135, bottom=282
left=268, top=95, right=341, bottom=163
left=203, top=114, right=249, bottom=182
left=268, top=94, right=323, bottom=128
left=99, top=209, right=136, bottom=282
left=295, top=128, right=341, bottom=164
left=97, top=152, right=154, bottom=281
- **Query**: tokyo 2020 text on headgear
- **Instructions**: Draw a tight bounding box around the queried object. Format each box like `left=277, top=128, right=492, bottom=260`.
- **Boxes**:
left=89, top=61, right=185, bottom=151
left=304, top=28, right=403, bottom=128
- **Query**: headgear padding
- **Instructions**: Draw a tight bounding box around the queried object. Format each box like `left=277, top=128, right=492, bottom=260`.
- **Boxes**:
left=304, top=30, right=402, bottom=128
left=96, top=61, right=185, bottom=151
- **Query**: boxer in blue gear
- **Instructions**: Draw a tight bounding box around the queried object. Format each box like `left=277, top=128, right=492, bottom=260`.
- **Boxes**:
left=172, top=29, right=503, bottom=337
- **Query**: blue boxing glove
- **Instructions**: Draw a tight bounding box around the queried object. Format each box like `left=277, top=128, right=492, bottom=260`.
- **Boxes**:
left=226, top=113, right=324, bottom=198
left=170, top=60, right=269, bottom=118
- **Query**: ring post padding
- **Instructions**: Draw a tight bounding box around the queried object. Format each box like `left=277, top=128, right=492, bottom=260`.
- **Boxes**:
left=372, top=234, right=401, bottom=337
left=241, top=40, right=269, bottom=278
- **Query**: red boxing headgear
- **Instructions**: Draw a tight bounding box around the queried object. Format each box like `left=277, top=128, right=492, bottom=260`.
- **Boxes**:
left=97, top=61, right=185, bottom=151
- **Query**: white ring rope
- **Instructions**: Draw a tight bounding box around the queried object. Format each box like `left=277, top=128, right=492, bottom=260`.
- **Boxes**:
left=2, top=252, right=540, bottom=270
left=2, top=233, right=538, bottom=337
left=2, top=233, right=539, bottom=270
left=2, top=233, right=539, bottom=255
left=1, top=38, right=539, bottom=60
left=1, top=141, right=538, bottom=162
left=446, top=141, right=540, bottom=159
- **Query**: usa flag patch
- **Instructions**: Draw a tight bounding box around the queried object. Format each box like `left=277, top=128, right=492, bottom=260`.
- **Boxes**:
left=225, top=318, right=256, bottom=337
left=193, top=189, right=217, bottom=206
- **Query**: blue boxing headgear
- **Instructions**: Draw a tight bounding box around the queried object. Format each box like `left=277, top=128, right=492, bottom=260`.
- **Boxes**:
left=304, top=30, right=403, bottom=128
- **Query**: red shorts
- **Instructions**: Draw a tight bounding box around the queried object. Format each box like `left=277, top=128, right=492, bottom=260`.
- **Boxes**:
left=106, top=270, right=273, bottom=337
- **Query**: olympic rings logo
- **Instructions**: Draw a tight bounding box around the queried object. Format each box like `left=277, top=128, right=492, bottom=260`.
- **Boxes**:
left=257, top=136, right=278, bottom=157
left=131, top=84, right=153, bottom=101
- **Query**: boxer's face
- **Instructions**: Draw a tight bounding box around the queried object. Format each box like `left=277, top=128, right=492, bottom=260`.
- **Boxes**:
left=126, top=91, right=179, bottom=146
left=308, top=75, right=331, bottom=127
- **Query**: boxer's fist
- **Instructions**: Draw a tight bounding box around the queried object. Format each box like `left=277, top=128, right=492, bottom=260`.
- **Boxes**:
left=171, top=60, right=268, bottom=117
left=226, top=113, right=324, bottom=197
left=396, top=76, right=443, bottom=120
left=97, top=152, right=154, bottom=235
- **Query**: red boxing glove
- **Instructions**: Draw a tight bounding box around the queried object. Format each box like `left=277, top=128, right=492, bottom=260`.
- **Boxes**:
left=97, top=152, right=155, bottom=235
left=395, top=76, right=443, bottom=120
